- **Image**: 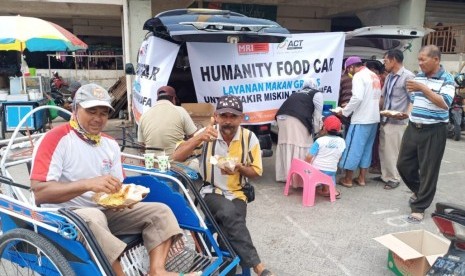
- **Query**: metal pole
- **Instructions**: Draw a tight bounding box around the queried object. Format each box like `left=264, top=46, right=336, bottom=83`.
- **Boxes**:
left=87, top=56, right=90, bottom=82
left=47, top=54, right=51, bottom=78
left=74, top=52, right=78, bottom=80
left=123, top=0, right=134, bottom=124
left=115, top=56, right=118, bottom=84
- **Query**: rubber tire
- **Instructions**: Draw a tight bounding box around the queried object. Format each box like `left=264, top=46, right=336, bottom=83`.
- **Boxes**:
left=0, top=228, right=75, bottom=276
left=454, top=123, right=461, bottom=141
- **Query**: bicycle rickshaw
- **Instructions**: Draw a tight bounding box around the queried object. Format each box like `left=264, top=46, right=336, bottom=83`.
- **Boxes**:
left=0, top=105, right=249, bottom=276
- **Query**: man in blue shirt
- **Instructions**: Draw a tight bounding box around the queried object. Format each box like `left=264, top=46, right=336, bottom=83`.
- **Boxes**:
left=397, top=45, right=455, bottom=223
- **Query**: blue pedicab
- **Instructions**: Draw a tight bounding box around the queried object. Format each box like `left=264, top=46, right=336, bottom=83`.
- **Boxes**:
left=0, top=105, right=249, bottom=276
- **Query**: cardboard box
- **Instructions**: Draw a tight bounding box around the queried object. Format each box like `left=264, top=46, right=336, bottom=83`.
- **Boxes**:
left=374, top=230, right=450, bottom=276
left=182, top=103, right=215, bottom=128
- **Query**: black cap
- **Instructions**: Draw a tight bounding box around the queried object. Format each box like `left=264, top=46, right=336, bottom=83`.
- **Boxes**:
left=216, top=95, right=243, bottom=115
left=157, top=86, right=176, bottom=97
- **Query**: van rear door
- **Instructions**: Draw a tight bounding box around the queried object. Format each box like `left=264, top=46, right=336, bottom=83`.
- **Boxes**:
left=344, top=25, right=432, bottom=59
left=143, top=8, right=290, bottom=43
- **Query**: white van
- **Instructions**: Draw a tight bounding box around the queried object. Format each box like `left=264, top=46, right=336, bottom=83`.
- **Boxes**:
left=127, top=8, right=291, bottom=156
left=344, top=25, right=430, bottom=60
left=127, top=10, right=428, bottom=148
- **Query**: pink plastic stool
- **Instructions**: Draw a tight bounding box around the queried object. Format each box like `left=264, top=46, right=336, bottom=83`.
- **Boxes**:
left=283, top=158, right=336, bottom=206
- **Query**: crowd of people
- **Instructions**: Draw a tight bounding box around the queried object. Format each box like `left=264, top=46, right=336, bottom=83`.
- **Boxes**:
left=275, top=44, right=454, bottom=225
left=27, top=44, right=456, bottom=276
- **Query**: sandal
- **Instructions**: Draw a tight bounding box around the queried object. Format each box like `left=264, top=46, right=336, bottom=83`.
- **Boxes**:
left=337, top=179, right=353, bottom=188
left=318, top=189, right=341, bottom=199
left=259, top=269, right=275, bottom=276
left=384, top=181, right=400, bottom=190
left=353, top=178, right=366, bottom=186
left=406, top=212, right=424, bottom=224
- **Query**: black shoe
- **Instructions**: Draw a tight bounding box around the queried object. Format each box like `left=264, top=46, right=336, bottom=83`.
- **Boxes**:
left=383, top=181, right=400, bottom=190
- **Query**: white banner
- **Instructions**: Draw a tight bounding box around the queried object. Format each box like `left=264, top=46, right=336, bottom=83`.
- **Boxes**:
left=132, top=36, right=180, bottom=122
left=187, top=32, right=345, bottom=124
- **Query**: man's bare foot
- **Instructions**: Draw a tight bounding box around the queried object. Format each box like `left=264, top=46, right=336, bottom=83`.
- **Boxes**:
left=337, top=178, right=353, bottom=188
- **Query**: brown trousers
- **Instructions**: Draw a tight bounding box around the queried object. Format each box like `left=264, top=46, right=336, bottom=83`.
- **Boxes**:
left=75, top=202, right=182, bottom=264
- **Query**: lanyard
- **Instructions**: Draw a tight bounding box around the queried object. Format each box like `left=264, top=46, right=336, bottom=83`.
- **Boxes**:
left=384, top=74, right=400, bottom=110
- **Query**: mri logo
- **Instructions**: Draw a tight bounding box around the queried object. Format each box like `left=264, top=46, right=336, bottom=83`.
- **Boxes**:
left=277, top=39, right=304, bottom=50
left=237, top=43, right=269, bottom=55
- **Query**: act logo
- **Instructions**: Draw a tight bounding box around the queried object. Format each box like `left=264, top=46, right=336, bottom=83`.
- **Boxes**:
left=277, top=39, right=304, bottom=50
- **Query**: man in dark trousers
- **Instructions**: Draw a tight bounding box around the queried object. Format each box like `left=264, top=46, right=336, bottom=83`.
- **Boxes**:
left=397, top=45, right=455, bottom=223
left=173, top=95, right=275, bottom=276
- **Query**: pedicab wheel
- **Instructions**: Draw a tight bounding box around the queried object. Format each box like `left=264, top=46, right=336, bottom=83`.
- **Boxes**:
left=0, top=228, right=75, bottom=276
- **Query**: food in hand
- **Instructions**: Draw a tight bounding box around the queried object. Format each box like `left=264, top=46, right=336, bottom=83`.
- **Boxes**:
left=380, top=110, right=402, bottom=117
left=210, top=155, right=238, bottom=171
left=329, top=107, right=343, bottom=113
left=98, top=186, right=127, bottom=206
left=94, top=184, right=150, bottom=208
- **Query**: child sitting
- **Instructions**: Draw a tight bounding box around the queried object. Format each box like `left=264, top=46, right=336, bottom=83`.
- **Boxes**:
left=305, top=115, right=346, bottom=198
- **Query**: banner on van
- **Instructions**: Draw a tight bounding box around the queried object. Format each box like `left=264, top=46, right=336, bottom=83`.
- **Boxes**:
left=187, top=32, right=345, bottom=124
left=132, top=36, right=180, bottom=122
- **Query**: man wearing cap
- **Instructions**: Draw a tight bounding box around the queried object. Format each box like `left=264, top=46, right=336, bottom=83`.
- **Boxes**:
left=173, top=96, right=275, bottom=276
left=337, top=56, right=382, bottom=187
left=138, top=86, right=198, bottom=156
left=30, top=84, right=194, bottom=276
left=275, top=77, right=323, bottom=184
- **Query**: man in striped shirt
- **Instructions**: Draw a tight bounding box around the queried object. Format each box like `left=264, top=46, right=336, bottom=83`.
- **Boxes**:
left=397, top=45, right=455, bottom=223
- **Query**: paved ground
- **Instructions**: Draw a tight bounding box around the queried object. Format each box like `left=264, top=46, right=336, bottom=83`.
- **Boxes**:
left=249, top=137, right=465, bottom=276
left=104, top=119, right=464, bottom=276
left=3, top=118, right=464, bottom=276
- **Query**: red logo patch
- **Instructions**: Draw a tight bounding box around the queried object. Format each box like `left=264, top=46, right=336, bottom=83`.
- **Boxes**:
left=237, top=43, right=269, bottom=55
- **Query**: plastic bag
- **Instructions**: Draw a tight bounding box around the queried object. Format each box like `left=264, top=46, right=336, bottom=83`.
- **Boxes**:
left=47, top=99, right=58, bottom=120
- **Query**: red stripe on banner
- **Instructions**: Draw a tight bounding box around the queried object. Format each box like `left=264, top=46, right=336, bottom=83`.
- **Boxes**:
left=243, top=109, right=278, bottom=124
left=237, top=43, right=269, bottom=54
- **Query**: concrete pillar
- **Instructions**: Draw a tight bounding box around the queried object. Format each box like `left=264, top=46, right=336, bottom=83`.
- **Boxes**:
left=126, top=0, right=152, bottom=66
left=123, top=0, right=152, bottom=122
left=398, top=0, right=426, bottom=72
left=151, top=0, right=193, bottom=17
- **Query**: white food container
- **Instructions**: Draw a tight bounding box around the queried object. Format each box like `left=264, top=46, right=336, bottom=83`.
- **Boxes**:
left=28, top=89, right=43, bottom=101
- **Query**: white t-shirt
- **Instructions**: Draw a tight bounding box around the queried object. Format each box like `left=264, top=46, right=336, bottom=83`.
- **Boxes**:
left=342, top=67, right=382, bottom=124
left=30, top=124, right=124, bottom=209
left=309, top=135, right=346, bottom=172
